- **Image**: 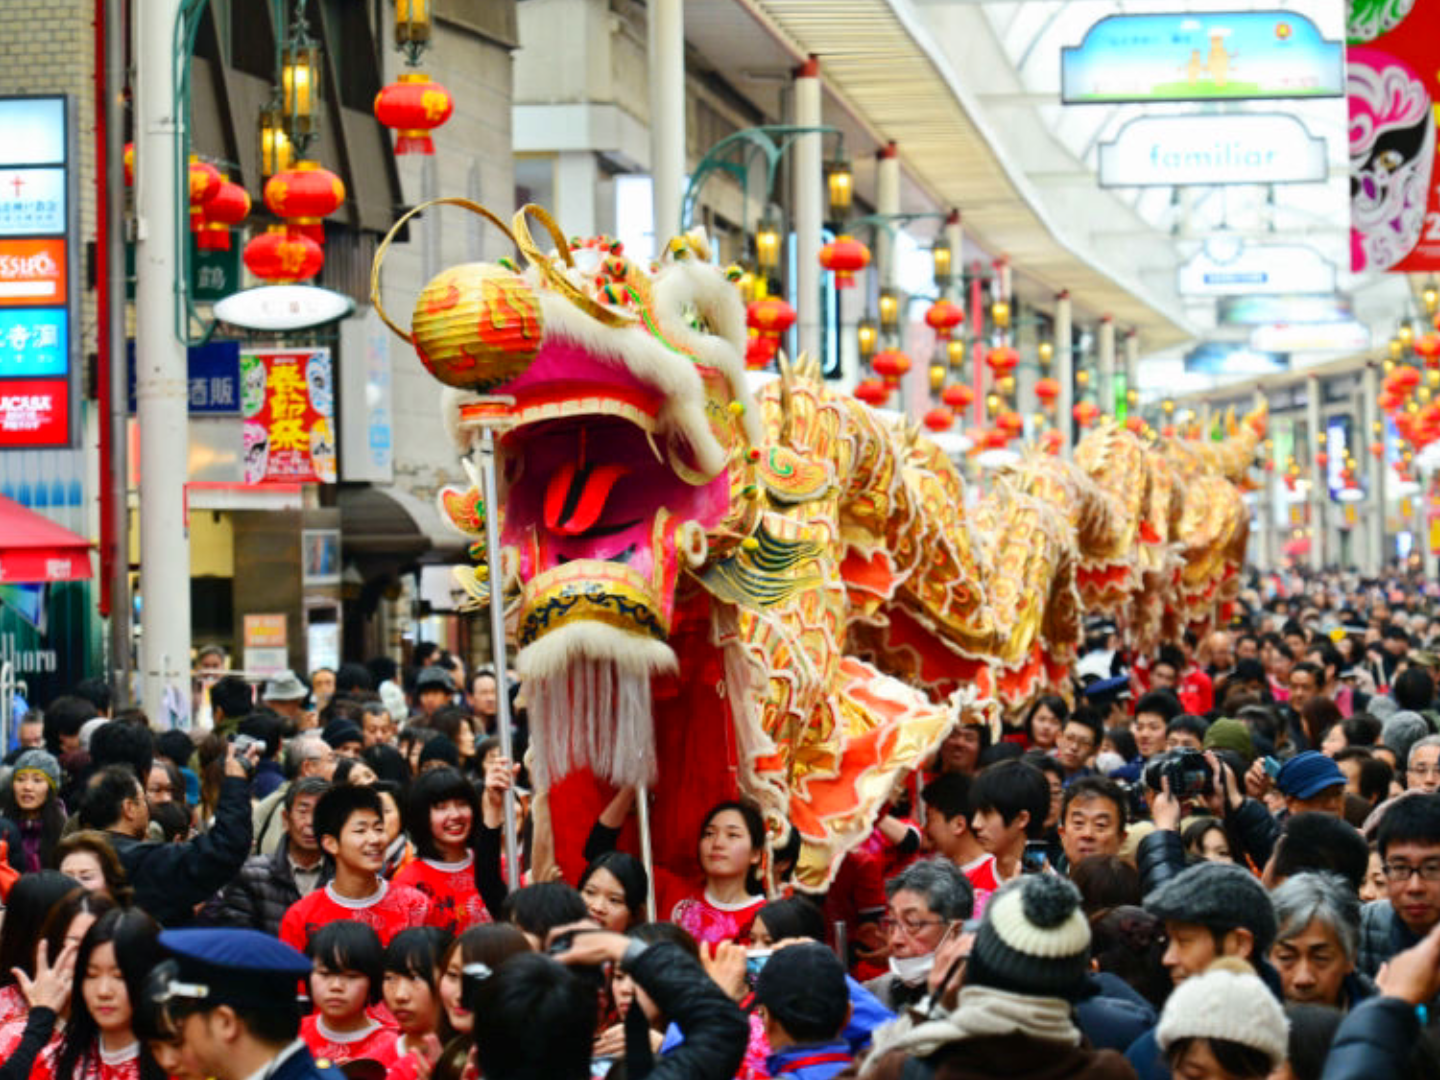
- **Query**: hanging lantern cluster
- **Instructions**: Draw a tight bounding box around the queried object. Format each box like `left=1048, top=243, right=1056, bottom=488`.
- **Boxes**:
left=188, top=156, right=222, bottom=235
left=819, top=235, right=870, bottom=288
left=198, top=177, right=251, bottom=251
left=243, top=224, right=323, bottom=283
left=745, top=296, right=796, bottom=370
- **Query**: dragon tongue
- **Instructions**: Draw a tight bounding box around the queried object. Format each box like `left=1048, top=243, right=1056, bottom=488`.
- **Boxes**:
left=544, top=461, right=631, bottom=536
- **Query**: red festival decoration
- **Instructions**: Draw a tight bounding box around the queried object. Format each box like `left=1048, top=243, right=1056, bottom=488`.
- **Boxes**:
left=1124, top=414, right=1145, bottom=433
left=745, top=335, right=778, bottom=370
left=854, top=378, right=890, bottom=407
left=1034, top=377, right=1061, bottom=405
left=242, top=350, right=337, bottom=485
left=985, top=345, right=1019, bottom=375
left=198, top=180, right=251, bottom=252
left=124, top=143, right=134, bottom=187
left=1417, top=334, right=1440, bottom=367
left=924, top=300, right=964, bottom=340
left=373, top=72, right=455, bottom=155
left=1073, top=400, right=1099, bottom=427
left=243, top=226, right=324, bottom=283
left=923, top=407, right=954, bottom=432
left=818, top=236, right=870, bottom=288
left=264, top=161, right=346, bottom=245
left=997, top=410, right=1024, bottom=438
left=941, top=383, right=974, bottom=410
left=1315, top=451, right=1329, bottom=468
left=188, top=157, right=221, bottom=234
left=1371, top=440, right=1386, bottom=459
left=872, top=349, right=911, bottom=384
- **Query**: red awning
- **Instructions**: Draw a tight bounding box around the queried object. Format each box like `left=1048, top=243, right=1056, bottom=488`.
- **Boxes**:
left=0, top=495, right=92, bottom=584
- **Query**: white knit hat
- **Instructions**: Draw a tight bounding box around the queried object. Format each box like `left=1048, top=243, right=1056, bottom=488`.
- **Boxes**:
left=1155, top=963, right=1288, bottom=1069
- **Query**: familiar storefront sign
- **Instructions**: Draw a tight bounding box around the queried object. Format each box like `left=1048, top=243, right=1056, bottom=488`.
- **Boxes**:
left=1097, top=113, right=1328, bottom=187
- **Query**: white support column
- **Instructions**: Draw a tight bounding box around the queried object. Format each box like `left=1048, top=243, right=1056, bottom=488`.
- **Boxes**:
left=1055, top=291, right=1073, bottom=455
left=555, top=151, right=599, bottom=240
left=793, top=58, right=822, bottom=362
left=1124, top=329, right=1139, bottom=413
left=1363, top=364, right=1383, bottom=575
left=647, top=0, right=685, bottom=244
left=876, top=143, right=900, bottom=289
left=1097, top=316, right=1116, bottom=419
left=135, top=0, right=192, bottom=728
left=944, top=211, right=963, bottom=302
left=1306, top=374, right=1325, bottom=572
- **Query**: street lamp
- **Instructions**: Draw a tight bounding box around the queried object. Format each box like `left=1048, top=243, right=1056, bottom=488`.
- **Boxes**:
left=755, top=216, right=782, bottom=275
left=932, top=237, right=952, bottom=290
left=857, top=317, right=878, bottom=360
left=395, top=0, right=432, bottom=48
left=991, top=299, right=1011, bottom=329
left=825, top=158, right=853, bottom=221
left=878, top=288, right=900, bottom=334
left=947, top=339, right=965, bottom=368
left=259, top=106, right=294, bottom=178
left=281, top=40, right=322, bottom=145
left=1425, top=283, right=1439, bottom=314
left=1037, top=341, right=1053, bottom=366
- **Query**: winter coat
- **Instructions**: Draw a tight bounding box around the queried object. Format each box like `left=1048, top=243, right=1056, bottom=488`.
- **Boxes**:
left=206, top=837, right=331, bottom=937
left=107, top=775, right=253, bottom=925
left=629, top=941, right=751, bottom=1080
left=1320, top=996, right=1420, bottom=1080
left=1356, top=899, right=1424, bottom=979
left=863, top=1033, right=1137, bottom=1080
left=1074, top=974, right=1156, bottom=1053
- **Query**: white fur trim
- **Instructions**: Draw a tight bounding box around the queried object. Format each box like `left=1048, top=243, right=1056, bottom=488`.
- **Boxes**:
left=525, top=274, right=728, bottom=480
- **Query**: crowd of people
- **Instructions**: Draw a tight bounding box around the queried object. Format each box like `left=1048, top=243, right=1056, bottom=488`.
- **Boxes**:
left=5, top=574, right=1440, bottom=1079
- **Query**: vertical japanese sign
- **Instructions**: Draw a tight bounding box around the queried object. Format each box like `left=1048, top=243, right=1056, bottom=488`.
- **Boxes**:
left=1348, top=0, right=1440, bottom=270
left=241, top=349, right=337, bottom=484
left=0, top=97, right=75, bottom=448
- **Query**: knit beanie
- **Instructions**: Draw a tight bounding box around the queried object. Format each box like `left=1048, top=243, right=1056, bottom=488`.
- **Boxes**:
left=1383, top=710, right=1431, bottom=764
left=967, top=874, right=1091, bottom=1000
left=1144, top=860, right=1277, bottom=954
left=1369, top=695, right=1399, bottom=721
left=12, top=748, right=61, bottom=791
left=1203, top=718, right=1254, bottom=765
left=1156, top=959, right=1288, bottom=1069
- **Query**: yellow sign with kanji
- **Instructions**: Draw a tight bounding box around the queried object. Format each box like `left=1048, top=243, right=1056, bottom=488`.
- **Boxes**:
left=240, top=349, right=336, bottom=484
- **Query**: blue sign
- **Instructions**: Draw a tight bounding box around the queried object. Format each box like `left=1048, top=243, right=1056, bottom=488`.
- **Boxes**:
left=1061, top=11, right=1344, bottom=104
left=0, top=308, right=67, bottom=377
left=126, top=340, right=241, bottom=415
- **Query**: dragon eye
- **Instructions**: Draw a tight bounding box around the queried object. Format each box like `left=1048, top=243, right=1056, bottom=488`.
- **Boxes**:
left=682, top=302, right=712, bottom=335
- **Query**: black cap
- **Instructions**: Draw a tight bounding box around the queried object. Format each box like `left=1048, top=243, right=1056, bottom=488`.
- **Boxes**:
left=416, top=667, right=456, bottom=692
left=751, top=943, right=849, bottom=1041
left=321, top=718, right=363, bottom=749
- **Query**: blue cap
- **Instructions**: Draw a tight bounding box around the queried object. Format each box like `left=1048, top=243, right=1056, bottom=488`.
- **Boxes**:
left=1083, top=674, right=1132, bottom=700
left=157, top=929, right=311, bottom=1009
left=1275, top=751, right=1346, bottom=800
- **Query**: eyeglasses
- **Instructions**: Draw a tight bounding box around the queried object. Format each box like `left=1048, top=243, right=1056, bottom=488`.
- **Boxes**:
left=879, top=916, right=946, bottom=938
left=1408, top=766, right=1440, bottom=779
left=1382, top=860, right=1440, bottom=882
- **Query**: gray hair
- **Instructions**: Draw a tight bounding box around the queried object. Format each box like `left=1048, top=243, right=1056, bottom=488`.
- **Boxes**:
left=885, top=856, right=974, bottom=921
left=1270, top=871, right=1360, bottom=962
left=285, top=731, right=328, bottom=777
left=1408, top=734, right=1440, bottom=770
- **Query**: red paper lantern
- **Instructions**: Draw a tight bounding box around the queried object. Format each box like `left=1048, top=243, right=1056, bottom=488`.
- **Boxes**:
left=1314, top=451, right=1329, bottom=468
left=1124, top=414, right=1144, bottom=433
left=872, top=349, right=911, bottom=384
left=1034, top=377, right=1060, bottom=404
left=1262, top=459, right=1275, bottom=472
left=997, top=410, right=1024, bottom=437
left=924, top=299, right=965, bottom=340
left=985, top=345, right=1019, bottom=375
left=1073, top=400, right=1099, bottom=427
left=198, top=180, right=251, bottom=252
left=124, top=143, right=134, bottom=187
left=1041, top=429, right=1062, bottom=455
left=1417, top=334, right=1440, bottom=367
left=373, top=72, right=455, bottom=156
left=264, top=161, right=346, bottom=244
left=854, top=378, right=890, bottom=407
left=188, top=157, right=221, bottom=233
left=747, top=297, right=797, bottom=337
left=242, top=226, right=324, bottom=283
left=941, top=383, right=974, bottom=409
left=818, top=235, right=870, bottom=288
left=745, top=335, right=777, bottom=370
left=923, top=407, right=955, bottom=432
left=1371, top=440, right=1385, bottom=459
left=1393, top=366, right=1421, bottom=391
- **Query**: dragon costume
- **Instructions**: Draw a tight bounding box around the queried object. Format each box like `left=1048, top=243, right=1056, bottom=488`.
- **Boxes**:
left=374, top=202, right=1263, bottom=891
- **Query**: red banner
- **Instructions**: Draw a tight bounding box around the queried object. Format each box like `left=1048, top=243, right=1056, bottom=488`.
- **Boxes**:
left=241, top=349, right=336, bottom=484
left=0, top=378, right=68, bottom=446
left=1348, top=0, right=1440, bottom=271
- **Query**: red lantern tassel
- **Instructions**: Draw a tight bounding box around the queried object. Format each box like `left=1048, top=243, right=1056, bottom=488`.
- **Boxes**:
left=288, top=219, right=325, bottom=245
left=835, top=270, right=854, bottom=288
left=395, top=130, right=436, bottom=155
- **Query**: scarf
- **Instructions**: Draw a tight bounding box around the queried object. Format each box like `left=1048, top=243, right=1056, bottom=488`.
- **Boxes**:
left=860, top=986, right=1080, bottom=1077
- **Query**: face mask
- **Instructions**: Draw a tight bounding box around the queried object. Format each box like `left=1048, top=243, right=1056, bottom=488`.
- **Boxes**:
left=889, top=952, right=935, bottom=986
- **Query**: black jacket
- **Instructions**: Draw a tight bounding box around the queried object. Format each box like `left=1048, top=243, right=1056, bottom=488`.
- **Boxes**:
left=1074, top=972, right=1157, bottom=1052
left=1136, top=799, right=1280, bottom=897
left=206, top=837, right=330, bottom=937
left=628, top=941, right=750, bottom=1080
left=108, top=775, right=253, bottom=926
left=1320, top=996, right=1419, bottom=1080
left=0, top=1006, right=57, bottom=1080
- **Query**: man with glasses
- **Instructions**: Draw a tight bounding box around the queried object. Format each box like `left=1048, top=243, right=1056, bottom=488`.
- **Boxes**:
left=863, top=858, right=973, bottom=1011
left=1406, top=735, right=1440, bottom=794
left=1055, top=712, right=1102, bottom=784
left=1358, top=793, right=1440, bottom=979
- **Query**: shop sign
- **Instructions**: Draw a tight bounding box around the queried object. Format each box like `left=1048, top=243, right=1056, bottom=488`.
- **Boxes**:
left=241, top=349, right=337, bottom=484
left=0, top=378, right=68, bottom=447
left=0, top=308, right=67, bottom=377
left=1218, top=295, right=1353, bottom=325
left=0, top=169, right=65, bottom=236
left=1062, top=11, right=1343, bottom=104
left=1347, top=0, right=1440, bottom=271
left=0, top=238, right=65, bottom=305
left=243, top=613, right=288, bottom=679
left=1097, top=113, right=1328, bottom=187
left=1178, top=241, right=1336, bottom=296
left=1250, top=321, right=1371, bottom=352
left=191, top=243, right=241, bottom=303
left=214, top=285, right=353, bottom=332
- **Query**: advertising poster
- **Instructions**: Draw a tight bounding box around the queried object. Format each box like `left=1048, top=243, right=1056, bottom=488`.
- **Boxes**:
left=1347, top=0, right=1440, bottom=271
left=1062, top=11, right=1343, bottom=103
left=241, top=349, right=337, bottom=484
